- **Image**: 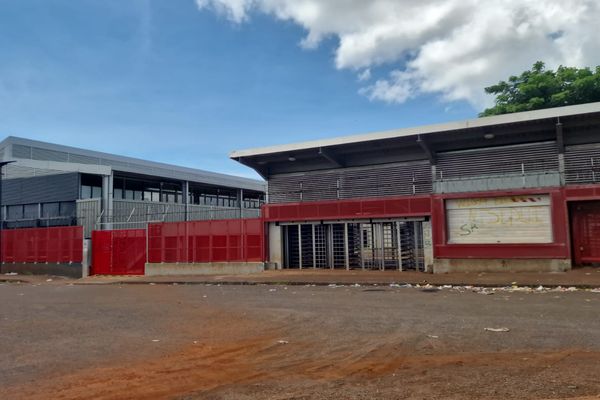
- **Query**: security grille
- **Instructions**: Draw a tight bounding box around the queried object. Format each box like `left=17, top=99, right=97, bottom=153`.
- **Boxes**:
left=301, top=224, right=314, bottom=268
left=331, top=224, right=346, bottom=269
left=282, top=220, right=425, bottom=271
left=314, top=224, right=328, bottom=268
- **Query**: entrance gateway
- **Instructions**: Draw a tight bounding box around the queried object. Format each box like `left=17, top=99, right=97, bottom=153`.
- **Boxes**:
left=281, top=219, right=425, bottom=271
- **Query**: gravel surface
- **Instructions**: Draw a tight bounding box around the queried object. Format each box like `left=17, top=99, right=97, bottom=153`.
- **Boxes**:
left=1, top=281, right=599, bottom=399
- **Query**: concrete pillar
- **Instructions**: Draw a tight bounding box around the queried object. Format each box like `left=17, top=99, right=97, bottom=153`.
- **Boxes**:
left=558, top=153, right=566, bottom=186
left=268, top=223, right=282, bottom=269
left=422, top=220, right=434, bottom=273
left=183, top=181, right=190, bottom=221
left=238, top=189, right=244, bottom=219
left=101, top=172, right=114, bottom=230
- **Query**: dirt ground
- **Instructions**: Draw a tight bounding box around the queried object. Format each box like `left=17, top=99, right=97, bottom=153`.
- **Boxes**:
left=1, top=280, right=600, bottom=399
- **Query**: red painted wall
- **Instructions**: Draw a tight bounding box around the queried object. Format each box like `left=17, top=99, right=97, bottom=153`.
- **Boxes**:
left=263, top=187, right=577, bottom=260
left=1, top=226, right=83, bottom=264
left=263, top=195, right=431, bottom=222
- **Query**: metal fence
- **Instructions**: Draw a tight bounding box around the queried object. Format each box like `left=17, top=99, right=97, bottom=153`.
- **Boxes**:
left=75, top=199, right=261, bottom=235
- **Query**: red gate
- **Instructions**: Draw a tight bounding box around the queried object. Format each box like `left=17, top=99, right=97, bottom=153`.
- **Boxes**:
left=91, top=229, right=146, bottom=275
left=571, top=201, right=600, bottom=265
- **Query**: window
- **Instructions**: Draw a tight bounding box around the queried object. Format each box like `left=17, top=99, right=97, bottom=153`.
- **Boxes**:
left=114, top=188, right=123, bottom=199
left=92, top=186, right=102, bottom=198
left=23, top=204, right=39, bottom=219
left=7, top=205, right=23, bottom=220
left=42, top=203, right=60, bottom=219
left=81, top=185, right=92, bottom=199
left=60, top=202, right=76, bottom=217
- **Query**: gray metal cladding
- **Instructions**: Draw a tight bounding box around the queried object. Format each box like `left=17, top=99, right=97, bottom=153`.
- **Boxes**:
left=69, top=153, right=102, bottom=165
left=31, top=147, right=69, bottom=162
left=564, top=142, right=600, bottom=184
left=436, top=141, right=559, bottom=180
left=12, top=144, right=32, bottom=159
left=268, top=161, right=432, bottom=203
left=1, top=172, right=80, bottom=205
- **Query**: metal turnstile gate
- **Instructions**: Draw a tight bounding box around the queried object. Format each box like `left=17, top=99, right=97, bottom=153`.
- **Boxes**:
left=282, top=220, right=425, bottom=271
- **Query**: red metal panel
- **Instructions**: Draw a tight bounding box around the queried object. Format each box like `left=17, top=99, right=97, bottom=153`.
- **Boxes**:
left=571, top=201, right=600, bottom=265
left=263, top=195, right=432, bottom=222
left=1, top=226, right=83, bottom=264
left=91, top=231, right=113, bottom=275
left=91, top=229, right=146, bottom=275
left=564, top=185, right=600, bottom=201
left=146, top=218, right=265, bottom=264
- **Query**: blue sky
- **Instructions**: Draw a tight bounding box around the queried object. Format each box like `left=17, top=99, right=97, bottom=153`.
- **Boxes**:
left=1, top=0, right=568, bottom=179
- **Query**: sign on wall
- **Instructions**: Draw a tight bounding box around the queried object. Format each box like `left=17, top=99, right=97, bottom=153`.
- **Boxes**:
left=446, top=195, right=553, bottom=244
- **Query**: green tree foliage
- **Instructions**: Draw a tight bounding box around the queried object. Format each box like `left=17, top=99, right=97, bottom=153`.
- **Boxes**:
left=480, top=61, right=600, bottom=117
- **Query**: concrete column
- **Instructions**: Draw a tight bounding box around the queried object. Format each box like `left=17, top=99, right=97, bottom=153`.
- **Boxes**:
left=101, top=172, right=114, bottom=230
left=558, top=153, right=566, bottom=186
left=268, top=223, right=282, bottom=269
left=238, top=189, right=244, bottom=219
left=183, top=181, right=190, bottom=221
left=422, top=220, right=434, bottom=273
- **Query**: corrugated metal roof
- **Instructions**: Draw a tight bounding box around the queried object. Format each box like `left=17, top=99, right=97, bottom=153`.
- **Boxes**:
left=0, top=136, right=265, bottom=192
left=230, top=102, right=600, bottom=158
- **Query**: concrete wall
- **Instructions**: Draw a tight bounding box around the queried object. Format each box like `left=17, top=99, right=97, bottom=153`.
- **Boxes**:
left=0, top=262, right=84, bottom=278
left=145, top=262, right=264, bottom=276
left=432, top=258, right=571, bottom=274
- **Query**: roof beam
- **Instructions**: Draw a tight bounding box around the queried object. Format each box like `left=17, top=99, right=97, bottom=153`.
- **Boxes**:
left=318, top=147, right=344, bottom=168
left=417, top=135, right=436, bottom=164
left=236, top=157, right=269, bottom=180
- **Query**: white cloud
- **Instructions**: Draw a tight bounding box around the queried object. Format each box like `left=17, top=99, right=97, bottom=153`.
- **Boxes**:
left=357, top=68, right=371, bottom=82
left=196, top=0, right=600, bottom=109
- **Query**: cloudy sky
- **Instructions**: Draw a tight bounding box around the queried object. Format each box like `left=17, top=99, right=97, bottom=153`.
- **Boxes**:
left=1, top=0, right=598, bottom=179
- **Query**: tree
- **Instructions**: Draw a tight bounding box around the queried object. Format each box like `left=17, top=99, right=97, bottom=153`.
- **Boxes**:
left=479, top=61, right=600, bottom=117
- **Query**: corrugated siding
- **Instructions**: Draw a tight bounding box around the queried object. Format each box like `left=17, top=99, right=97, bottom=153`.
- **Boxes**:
left=436, top=142, right=559, bottom=180
left=564, top=143, right=600, bottom=184
left=1, top=173, right=80, bottom=205
left=446, top=195, right=553, bottom=244
left=268, top=161, right=432, bottom=203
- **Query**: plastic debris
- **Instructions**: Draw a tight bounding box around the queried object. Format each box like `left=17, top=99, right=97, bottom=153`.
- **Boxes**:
left=46, top=279, right=53, bottom=282
left=484, top=327, right=510, bottom=332
left=427, top=335, right=439, bottom=339
left=269, top=288, right=277, bottom=292
left=4, top=272, right=18, bottom=276
left=277, top=340, right=289, bottom=345
left=152, top=339, right=160, bottom=342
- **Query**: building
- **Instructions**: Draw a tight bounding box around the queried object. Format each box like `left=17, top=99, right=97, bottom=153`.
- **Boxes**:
left=231, top=102, right=600, bottom=273
left=0, top=136, right=266, bottom=237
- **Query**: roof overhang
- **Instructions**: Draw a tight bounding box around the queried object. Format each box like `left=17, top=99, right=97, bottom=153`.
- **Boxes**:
left=230, top=102, right=600, bottom=177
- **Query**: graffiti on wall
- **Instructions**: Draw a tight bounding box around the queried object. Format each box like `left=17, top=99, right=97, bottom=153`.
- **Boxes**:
left=446, top=195, right=553, bottom=244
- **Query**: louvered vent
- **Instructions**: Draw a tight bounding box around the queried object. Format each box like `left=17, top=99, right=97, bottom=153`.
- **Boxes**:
left=436, top=142, right=559, bottom=180
left=268, top=161, right=432, bottom=204
left=565, top=143, right=600, bottom=184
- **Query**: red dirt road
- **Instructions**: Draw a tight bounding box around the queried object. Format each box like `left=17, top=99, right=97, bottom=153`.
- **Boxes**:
left=2, top=282, right=600, bottom=399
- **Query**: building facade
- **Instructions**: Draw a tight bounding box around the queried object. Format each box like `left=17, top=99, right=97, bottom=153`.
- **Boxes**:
left=0, top=137, right=265, bottom=237
left=231, top=102, right=600, bottom=273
